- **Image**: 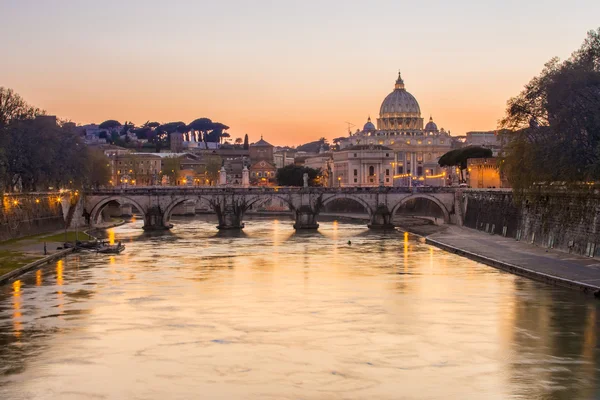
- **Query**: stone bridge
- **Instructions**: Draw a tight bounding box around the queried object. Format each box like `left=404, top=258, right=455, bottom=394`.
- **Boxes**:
left=83, top=187, right=464, bottom=230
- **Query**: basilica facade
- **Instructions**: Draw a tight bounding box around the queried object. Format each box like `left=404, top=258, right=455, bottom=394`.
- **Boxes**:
left=334, top=72, right=453, bottom=186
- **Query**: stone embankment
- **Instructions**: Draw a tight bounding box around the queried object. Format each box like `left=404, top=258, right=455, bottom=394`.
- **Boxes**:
left=396, top=189, right=600, bottom=295
left=461, top=189, right=600, bottom=258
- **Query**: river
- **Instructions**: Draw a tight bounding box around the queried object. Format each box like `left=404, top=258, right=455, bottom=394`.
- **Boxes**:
left=0, top=216, right=599, bottom=399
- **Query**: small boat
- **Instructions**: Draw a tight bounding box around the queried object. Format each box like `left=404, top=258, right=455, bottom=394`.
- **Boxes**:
left=97, top=244, right=126, bottom=254
left=77, top=240, right=108, bottom=250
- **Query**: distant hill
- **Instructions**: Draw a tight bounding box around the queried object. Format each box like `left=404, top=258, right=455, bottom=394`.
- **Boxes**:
left=296, top=139, right=330, bottom=153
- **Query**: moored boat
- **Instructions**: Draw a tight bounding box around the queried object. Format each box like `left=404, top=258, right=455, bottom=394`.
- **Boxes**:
left=97, top=244, right=126, bottom=254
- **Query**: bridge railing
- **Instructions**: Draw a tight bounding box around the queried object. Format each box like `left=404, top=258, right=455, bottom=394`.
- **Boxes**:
left=84, top=185, right=469, bottom=196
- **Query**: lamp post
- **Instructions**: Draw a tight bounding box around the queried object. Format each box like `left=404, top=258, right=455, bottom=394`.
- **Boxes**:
left=337, top=176, right=342, bottom=188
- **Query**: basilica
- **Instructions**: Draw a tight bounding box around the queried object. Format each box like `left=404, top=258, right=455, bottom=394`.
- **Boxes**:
left=333, top=72, right=453, bottom=186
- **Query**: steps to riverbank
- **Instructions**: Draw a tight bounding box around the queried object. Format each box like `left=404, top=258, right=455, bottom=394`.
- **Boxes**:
left=426, top=226, right=600, bottom=296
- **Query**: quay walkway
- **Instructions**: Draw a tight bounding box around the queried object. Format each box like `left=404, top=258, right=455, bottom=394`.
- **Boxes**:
left=426, top=226, right=600, bottom=295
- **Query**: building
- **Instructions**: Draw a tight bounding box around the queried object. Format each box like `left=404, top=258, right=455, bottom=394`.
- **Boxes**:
left=335, top=72, right=452, bottom=186
left=304, top=153, right=333, bottom=186
left=332, top=145, right=395, bottom=187
left=171, top=131, right=184, bottom=153
left=249, top=137, right=276, bottom=185
left=465, top=131, right=502, bottom=156
left=273, top=150, right=295, bottom=169
left=111, top=153, right=162, bottom=186
left=467, top=158, right=510, bottom=188
left=249, top=136, right=274, bottom=162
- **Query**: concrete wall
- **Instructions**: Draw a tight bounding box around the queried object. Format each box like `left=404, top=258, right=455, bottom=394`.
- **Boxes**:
left=462, top=190, right=600, bottom=257
left=0, top=193, right=66, bottom=241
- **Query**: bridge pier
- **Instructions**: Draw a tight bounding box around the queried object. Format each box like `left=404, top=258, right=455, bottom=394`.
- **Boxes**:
left=211, top=197, right=249, bottom=230
left=367, top=205, right=395, bottom=230
left=143, top=206, right=172, bottom=231
left=216, top=206, right=245, bottom=230
left=293, top=206, right=319, bottom=230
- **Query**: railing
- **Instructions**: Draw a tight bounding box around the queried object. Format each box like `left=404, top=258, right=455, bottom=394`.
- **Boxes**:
left=84, top=185, right=466, bottom=196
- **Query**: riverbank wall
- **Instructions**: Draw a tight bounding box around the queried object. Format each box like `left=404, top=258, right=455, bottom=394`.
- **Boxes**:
left=461, top=189, right=600, bottom=258
left=0, top=193, right=65, bottom=242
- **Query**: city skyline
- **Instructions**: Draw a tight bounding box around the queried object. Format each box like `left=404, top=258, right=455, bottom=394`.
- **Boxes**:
left=1, top=1, right=599, bottom=145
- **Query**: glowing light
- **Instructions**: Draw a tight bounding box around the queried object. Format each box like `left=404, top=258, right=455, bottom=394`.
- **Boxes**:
left=12, top=280, right=22, bottom=339
left=425, top=173, right=446, bottom=179
left=36, top=269, right=42, bottom=286
left=56, top=260, right=63, bottom=286
left=12, top=280, right=21, bottom=294
left=35, top=198, right=40, bottom=203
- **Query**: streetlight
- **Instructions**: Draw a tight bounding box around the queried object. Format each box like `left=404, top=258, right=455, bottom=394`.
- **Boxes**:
left=337, top=176, right=342, bottom=187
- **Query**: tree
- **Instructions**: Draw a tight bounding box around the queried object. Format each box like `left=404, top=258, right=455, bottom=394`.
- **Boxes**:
left=0, top=88, right=107, bottom=192
left=235, top=137, right=243, bottom=146
left=220, top=132, right=231, bottom=144
left=243, top=134, right=249, bottom=150
left=0, top=87, right=44, bottom=128
left=500, top=28, right=600, bottom=191
left=438, top=146, right=493, bottom=183
left=131, top=126, right=151, bottom=140
left=276, top=165, right=322, bottom=186
left=84, top=149, right=111, bottom=189
left=161, top=156, right=182, bottom=185
left=203, top=122, right=230, bottom=143
left=188, top=118, right=213, bottom=142
left=0, top=117, right=90, bottom=191
left=98, top=120, right=121, bottom=130
left=203, top=155, right=222, bottom=185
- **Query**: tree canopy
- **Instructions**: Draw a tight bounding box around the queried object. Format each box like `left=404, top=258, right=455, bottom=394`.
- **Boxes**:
left=439, top=146, right=493, bottom=182
left=0, top=87, right=45, bottom=128
left=500, top=27, right=600, bottom=190
left=98, top=120, right=121, bottom=130
left=0, top=89, right=111, bottom=192
left=438, top=146, right=493, bottom=169
left=276, top=165, right=322, bottom=187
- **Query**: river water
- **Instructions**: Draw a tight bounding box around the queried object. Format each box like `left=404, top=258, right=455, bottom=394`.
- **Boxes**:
left=0, top=216, right=599, bottom=399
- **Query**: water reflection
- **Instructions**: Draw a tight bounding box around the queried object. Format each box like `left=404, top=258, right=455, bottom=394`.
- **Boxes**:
left=12, top=280, right=22, bottom=339
left=0, top=217, right=598, bottom=399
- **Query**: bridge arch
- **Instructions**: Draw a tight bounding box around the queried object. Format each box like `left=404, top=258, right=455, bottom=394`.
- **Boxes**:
left=391, top=194, right=450, bottom=223
left=88, top=196, right=147, bottom=226
left=321, top=194, right=373, bottom=215
left=162, top=196, right=213, bottom=226
left=244, top=194, right=293, bottom=211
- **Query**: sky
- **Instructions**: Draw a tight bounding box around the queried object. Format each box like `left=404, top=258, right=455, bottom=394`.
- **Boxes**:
left=1, top=0, right=599, bottom=146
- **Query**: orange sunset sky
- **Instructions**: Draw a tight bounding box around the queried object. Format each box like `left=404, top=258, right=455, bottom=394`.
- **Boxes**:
left=1, top=1, right=599, bottom=146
